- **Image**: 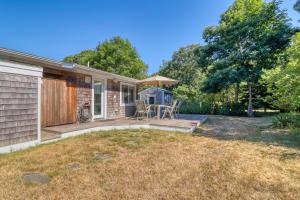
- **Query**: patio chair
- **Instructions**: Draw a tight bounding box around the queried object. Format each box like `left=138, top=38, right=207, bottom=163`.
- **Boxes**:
left=134, top=100, right=153, bottom=120
left=162, top=99, right=178, bottom=119
left=174, top=100, right=183, bottom=118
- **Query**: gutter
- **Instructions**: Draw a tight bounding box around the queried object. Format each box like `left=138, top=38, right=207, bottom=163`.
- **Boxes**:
left=73, top=64, right=140, bottom=84
left=0, top=47, right=62, bottom=66
left=0, top=47, right=140, bottom=84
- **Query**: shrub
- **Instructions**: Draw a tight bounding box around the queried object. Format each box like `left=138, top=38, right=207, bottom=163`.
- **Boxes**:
left=180, top=102, right=213, bottom=114
left=273, top=112, right=300, bottom=128
left=218, top=103, right=246, bottom=116
left=179, top=102, right=246, bottom=116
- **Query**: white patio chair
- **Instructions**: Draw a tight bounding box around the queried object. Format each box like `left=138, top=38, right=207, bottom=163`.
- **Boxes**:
left=134, top=100, right=152, bottom=120
left=174, top=100, right=183, bottom=118
left=162, top=99, right=178, bottom=119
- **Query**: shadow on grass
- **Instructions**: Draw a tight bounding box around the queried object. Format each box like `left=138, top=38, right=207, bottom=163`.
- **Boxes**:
left=196, top=127, right=300, bottom=161
left=240, top=129, right=300, bottom=149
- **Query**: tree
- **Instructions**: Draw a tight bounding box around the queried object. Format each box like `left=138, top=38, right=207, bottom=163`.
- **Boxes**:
left=295, top=0, right=300, bottom=12
left=64, top=36, right=148, bottom=79
left=64, top=50, right=96, bottom=66
left=93, top=36, right=148, bottom=79
left=199, top=0, right=293, bottom=116
left=262, top=33, right=300, bottom=111
left=159, top=44, right=204, bottom=102
left=159, top=44, right=201, bottom=85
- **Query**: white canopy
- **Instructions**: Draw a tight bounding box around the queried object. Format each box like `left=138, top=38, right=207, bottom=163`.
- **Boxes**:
left=139, top=75, right=179, bottom=86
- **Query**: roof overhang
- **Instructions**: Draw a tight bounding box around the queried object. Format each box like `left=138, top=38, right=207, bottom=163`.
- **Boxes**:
left=0, top=47, right=139, bottom=84
left=74, top=64, right=139, bottom=84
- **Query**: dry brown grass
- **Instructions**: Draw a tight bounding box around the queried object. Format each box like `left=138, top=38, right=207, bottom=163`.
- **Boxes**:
left=1, top=116, right=300, bottom=200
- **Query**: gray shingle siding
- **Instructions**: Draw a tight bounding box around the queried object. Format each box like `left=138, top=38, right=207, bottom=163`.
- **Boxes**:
left=0, top=73, right=38, bottom=147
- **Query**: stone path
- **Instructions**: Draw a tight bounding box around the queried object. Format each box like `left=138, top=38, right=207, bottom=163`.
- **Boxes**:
left=94, top=152, right=112, bottom=161
left=22, top=173, right=50, bottom=185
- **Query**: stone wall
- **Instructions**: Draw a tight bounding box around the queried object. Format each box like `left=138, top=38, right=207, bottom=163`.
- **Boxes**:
left=0, top=73, right=38, bottom=147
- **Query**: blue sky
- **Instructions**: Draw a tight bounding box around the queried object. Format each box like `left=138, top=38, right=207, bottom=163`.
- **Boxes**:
left=0, top=0, right=298, bottom=75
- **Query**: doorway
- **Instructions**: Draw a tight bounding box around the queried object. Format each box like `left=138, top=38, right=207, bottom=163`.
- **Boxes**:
left=41, top=77, right=77, bottom=127
left=93, top=80, right=104, bottom=119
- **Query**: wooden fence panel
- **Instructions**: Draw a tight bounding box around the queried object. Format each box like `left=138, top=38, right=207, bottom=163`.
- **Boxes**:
left=42, top=78, right=77, bottom=127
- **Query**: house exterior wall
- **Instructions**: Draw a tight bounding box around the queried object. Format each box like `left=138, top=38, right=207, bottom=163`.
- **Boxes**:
left=76, top=74, right=92, bottom=114
left=0, top=73, right=38, bottom=147
left=120, top=105, right=136, bottom=117
left=139, top=88, right=174, bottom=106
left=139, top=88, right=164, bottom=104
left=43, top=69, right=92, bottom=124
left=0, top=60, right=42, bottom=149
left=106, top=79, right=121, bottom=119
left=106, top=79, right=135, bottom=119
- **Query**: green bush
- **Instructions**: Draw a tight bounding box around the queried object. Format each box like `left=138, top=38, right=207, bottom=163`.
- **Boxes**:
left=218, top=103, right=246, bottom=116
left=273, top=112, right=300, bottom=128
left=179, top=102, right=246, bottom=116
left=218, top=105, right=231, bottom=115
left=180, top=102, right=213, bottom=114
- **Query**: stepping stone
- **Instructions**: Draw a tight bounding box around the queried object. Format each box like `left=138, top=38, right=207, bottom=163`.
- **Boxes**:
left=128, top=132, right=141, bottom=135
left=126, top=141, right=139, bottom=146
left=22, top=172, right=50, bottom=185
left=94, top=153, right=112, bottom=161
left=67, top=162, right=80, bottom=170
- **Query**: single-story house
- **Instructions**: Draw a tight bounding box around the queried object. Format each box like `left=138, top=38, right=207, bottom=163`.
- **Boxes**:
left=0, top=47, right=140, bottom=152
left=138, top=87, right=173, bottom=105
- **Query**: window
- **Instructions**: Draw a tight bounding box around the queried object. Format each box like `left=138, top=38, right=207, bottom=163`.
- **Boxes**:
left=121, top=84, right=135, bottom=105
left=164, top=93, right=173, bottom=105
left=147, top=95, right=156, bottom=105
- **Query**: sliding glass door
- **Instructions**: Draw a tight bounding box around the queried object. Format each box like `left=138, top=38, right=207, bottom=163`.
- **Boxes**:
left=93, top=80, right=104, bottom=118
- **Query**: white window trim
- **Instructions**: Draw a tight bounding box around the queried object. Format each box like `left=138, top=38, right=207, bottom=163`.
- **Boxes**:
left=120, top=82, right=136, bottom=106
left=92, top=78, right=105, bottom=119
left=147, top=94, right=156, bottom=104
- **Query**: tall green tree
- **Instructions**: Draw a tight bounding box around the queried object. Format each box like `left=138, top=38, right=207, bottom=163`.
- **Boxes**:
left=262, top=33, right=300, bottom=111
left=200, top=0, right=292, bottom=116
left=93, top=36, right=147, bottom=79
left=64, top=36, right=148, bottom=79
left=64, top=50, right=96, bottom=66
left=159, top=44, right=201, bottom=85
left=159, top=44, right=204, bottom=102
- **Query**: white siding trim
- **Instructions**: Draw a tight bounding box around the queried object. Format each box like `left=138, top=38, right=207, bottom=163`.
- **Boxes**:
left=0, top=60, right=43, bottom=77
left=104, top=79, right=108, bottom=119
left=0, top=59, right=43, bottom=154
left=92, top=78, right=105, bottom=120
left=37, top=77, right=42, bottom=142
left=0, top=140, right=40, bottom=154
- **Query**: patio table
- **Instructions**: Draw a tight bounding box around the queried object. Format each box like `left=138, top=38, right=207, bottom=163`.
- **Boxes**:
left=149, top=104, right=169, bottom=120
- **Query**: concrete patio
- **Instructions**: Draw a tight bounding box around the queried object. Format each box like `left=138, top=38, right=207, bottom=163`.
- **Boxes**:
left=41, top=114, right=207, bottom=142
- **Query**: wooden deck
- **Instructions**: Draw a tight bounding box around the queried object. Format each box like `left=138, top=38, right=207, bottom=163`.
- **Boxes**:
left=42, top=114, right=207, bottom=142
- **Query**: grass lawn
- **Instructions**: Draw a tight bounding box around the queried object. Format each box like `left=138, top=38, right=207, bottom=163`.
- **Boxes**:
left=1, top=116, right=300, bottom=200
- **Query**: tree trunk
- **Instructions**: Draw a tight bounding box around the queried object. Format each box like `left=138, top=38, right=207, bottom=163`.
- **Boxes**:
left=234, top=83, right=239, bottom=104
left=233, top=83, right=240, bottom=115
left=226, top=91, right=230, bottom=107
left=247, top=82, right=254, bottom=117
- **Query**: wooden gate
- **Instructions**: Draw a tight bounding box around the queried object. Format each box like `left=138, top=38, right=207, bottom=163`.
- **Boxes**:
left=42, top=78, right=77, bottom=127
